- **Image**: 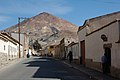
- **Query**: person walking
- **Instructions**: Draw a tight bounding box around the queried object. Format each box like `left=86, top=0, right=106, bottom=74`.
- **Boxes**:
left=27, top=52, right=30, bottom=58
left=67, top=51, right=73, bottom=63
left=101, top=53, right=107, bottom=74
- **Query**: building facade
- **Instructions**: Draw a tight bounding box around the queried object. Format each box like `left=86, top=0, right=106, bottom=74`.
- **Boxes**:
left=11, top=32, right=29, bottom=57
left=67, top=42, right=79, bottom=63
left=0, top=32, right=23, bottom=67
left=78, top=11, right=120, bottom=78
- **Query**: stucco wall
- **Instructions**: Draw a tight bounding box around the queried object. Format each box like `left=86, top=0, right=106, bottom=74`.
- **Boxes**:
left=8, top=41, right=18, bottom=60
left=0, top=39, right=8, bottom=54
left=78, top=27, right=86, bottom=41
left=78, top=27, right=86, bottom=58
left=54, top=45, right=61, bottom=58
left=0, top=52, right=7, bottom=67
left=86, top=22, right=120, bottom=69
left=85, top=31, right=104, bottom=62
left=0, top=37, right=19, bottom=68
left=72, top=44, right=79, bottom=59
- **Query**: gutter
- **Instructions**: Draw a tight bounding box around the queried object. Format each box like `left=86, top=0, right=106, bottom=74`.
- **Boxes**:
left=116, top=19, right=120, bottom=43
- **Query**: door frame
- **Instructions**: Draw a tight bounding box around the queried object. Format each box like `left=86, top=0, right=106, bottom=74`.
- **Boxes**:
left=80, top=40, right=85, bottom=65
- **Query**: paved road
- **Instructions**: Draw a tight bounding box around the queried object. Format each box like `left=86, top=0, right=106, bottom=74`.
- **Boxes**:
left=0, top=57, right=94, bottom=80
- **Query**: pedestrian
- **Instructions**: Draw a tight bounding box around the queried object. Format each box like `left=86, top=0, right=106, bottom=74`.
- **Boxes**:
left=67, top=51, right=73, bottom=63
left=27, top=52, right=30, bottom=58
left=105, top=52, right=111, bottom=74
left=101, top=53, right=107, bottom=74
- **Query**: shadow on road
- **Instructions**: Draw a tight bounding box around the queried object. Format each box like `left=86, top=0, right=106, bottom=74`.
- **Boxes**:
left=24, top=57, right=62, bottom=79
left=23, top=57, right=93, bottom=80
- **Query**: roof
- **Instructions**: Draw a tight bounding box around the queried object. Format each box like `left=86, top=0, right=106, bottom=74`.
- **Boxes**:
left=0, top=33, right=8, bottom=42
left=77, top=20, right=87, bottom=32
left=0, top=32, right=22, bottom=45
left=78, top=11, right=120, bottom=33
left=86, top=19, right=120, bottom=36
left=68, top=42, right=78, bottom=47
left=88, top=11, right=120, bottom=21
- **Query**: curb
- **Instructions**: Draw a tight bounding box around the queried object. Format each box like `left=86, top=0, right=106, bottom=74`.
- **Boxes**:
left=62, top=61, right=98, bottom=80
left=62, top=61, right=119, bottom=80
left=72, top=65, right=97, bottom=80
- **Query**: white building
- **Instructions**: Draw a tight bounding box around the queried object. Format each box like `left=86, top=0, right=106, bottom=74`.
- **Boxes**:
left=67, top=42, right=79, bottom=63
left=78, top=11, right=120, bottom=78
left=0, top=32, right=23, bottom=66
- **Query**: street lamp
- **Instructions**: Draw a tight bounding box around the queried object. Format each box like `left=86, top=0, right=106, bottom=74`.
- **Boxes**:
left=18, top=17, right=29, bottom=58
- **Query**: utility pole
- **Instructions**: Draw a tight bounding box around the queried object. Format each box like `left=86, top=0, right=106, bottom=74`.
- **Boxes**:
left=18, top=17, right=21, bottom=58
left=18, top=17, right=29, bottom=58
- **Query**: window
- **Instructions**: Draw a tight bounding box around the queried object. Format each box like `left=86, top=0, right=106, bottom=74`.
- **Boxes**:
left=50, top=46, right=54, bottom=48
left=4, top=45, right=5, bottom=50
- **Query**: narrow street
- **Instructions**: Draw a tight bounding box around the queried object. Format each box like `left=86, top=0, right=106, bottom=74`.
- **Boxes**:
left=0, top=57, right=93, bottom=80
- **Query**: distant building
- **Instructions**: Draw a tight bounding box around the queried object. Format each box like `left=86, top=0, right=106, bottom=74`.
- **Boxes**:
left=53, top=37, right=77, bottom=59
left=78, top=11, right=120, bottom=78
left=60, top=38, right=65, bottom=59
left=10, top=32, right=29, bottom=57
left=54, top=44, right=61, bottom=59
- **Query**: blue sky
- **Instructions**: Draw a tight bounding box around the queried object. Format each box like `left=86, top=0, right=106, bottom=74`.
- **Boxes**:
left=0, top=0, right=120, bottom=30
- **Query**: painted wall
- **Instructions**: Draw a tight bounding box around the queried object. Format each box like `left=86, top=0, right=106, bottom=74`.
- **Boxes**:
left=8, top=41, right=18, bottom=60
left=78, top=27, right=86, bottom=41
left=85, top=22, right=120, bottom=69
left=0, top=39, right=8, bottom=54
left=67, top=43, right=79, bottom=59
left=71, top=43, right=79, bottom=59
left=78, top=27, right=86, bottom=58
left=0, top=36, right=21, bottom=60
left=54, top=44, right=61, bottom=58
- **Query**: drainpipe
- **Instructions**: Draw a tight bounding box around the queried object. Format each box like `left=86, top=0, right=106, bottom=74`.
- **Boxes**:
left=116, top=19, right=120, bottom=43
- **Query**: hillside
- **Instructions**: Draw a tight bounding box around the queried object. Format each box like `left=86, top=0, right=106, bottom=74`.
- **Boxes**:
left=3, top=12, right=78, bottom=47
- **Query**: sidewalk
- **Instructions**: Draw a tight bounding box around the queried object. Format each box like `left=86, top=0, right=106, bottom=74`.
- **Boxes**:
left=62, top=60, right=119, bottom=80
left=0, top=58, right=25, bottom=72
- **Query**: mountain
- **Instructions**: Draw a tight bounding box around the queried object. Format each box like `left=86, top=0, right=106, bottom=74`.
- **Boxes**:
left=3, top=12, right=78, bottom=47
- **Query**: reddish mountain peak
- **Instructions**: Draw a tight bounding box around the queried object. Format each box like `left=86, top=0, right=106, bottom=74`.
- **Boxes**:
left=3, top=12, right=78, bottom=46
left=39, top=12, right=51, bottom=15
left=34, top=12, right=56, bottom=19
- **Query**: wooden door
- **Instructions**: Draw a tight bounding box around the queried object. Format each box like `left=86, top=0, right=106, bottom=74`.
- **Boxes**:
left=80, top=40, right=85, bottom=65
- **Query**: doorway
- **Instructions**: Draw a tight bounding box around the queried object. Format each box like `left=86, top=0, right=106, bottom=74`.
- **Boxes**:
left=104, top=47, right=111, bottom=73
left=80, top=40, right=85, bottom=65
